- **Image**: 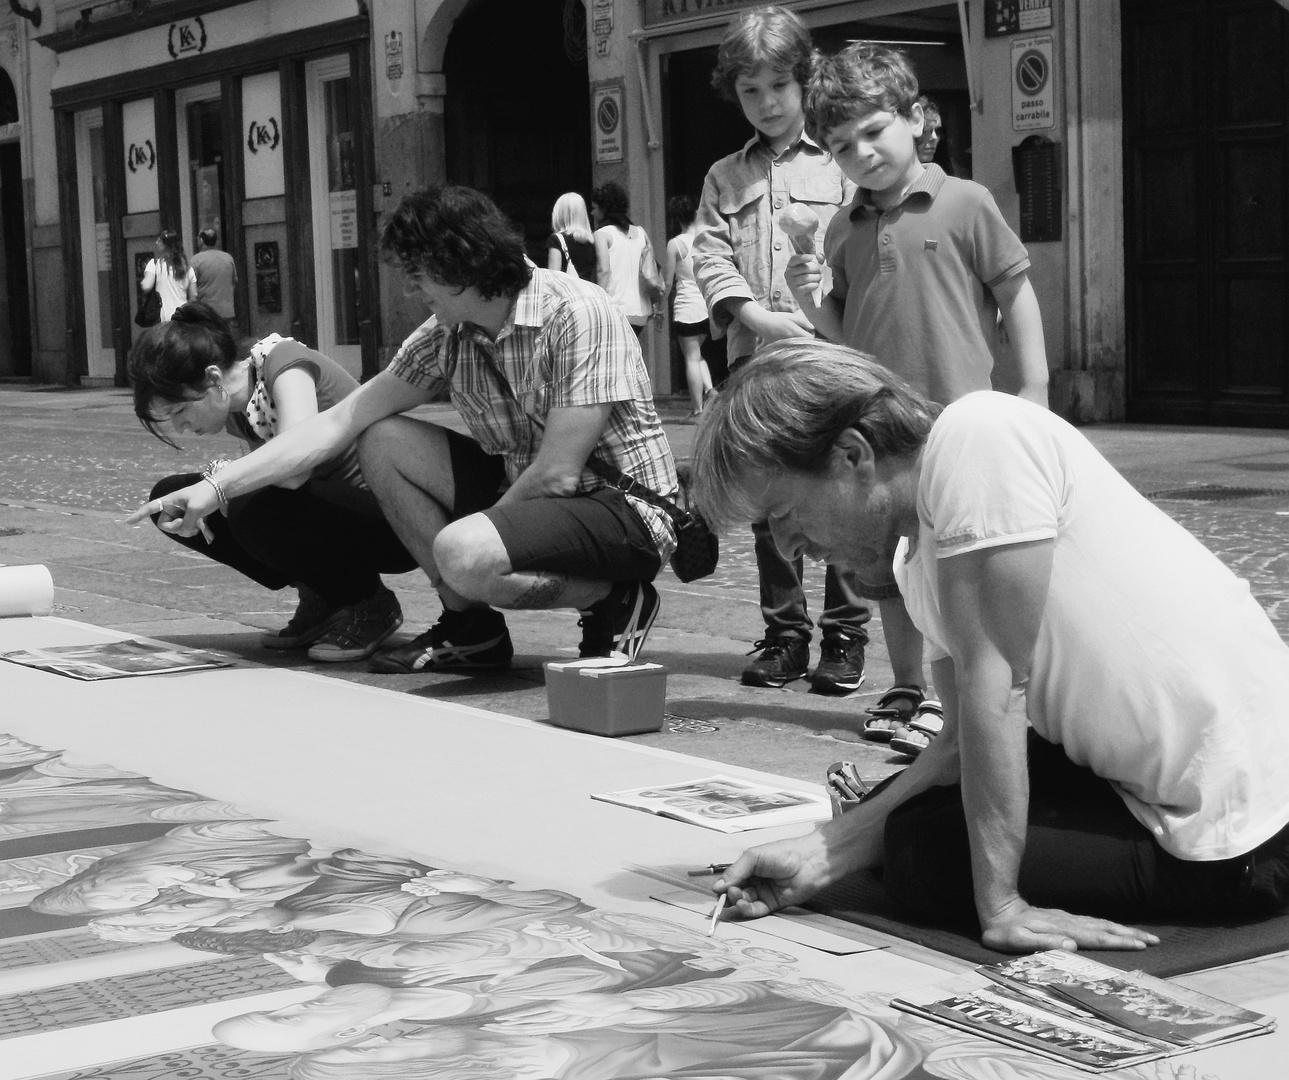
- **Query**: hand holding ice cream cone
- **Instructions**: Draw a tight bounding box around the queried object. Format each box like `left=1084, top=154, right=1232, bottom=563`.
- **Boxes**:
left=779, top=204, right=824, bottom=306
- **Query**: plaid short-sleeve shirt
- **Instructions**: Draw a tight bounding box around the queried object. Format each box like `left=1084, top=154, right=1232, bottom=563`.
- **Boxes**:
left=386, top=269, right=678, bottom=561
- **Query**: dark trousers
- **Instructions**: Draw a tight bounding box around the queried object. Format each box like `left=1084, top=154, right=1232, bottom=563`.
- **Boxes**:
left=150, top=474, right=418, bottom=608
left=883, top=731, right=1289, bottom=928
left=753, top=519, right=871, bottom=643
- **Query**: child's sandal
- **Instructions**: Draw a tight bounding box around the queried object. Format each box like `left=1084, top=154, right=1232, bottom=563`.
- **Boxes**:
left=890, top=699, right=944, bottom=758
left=861, top=685, right=925, bottom=743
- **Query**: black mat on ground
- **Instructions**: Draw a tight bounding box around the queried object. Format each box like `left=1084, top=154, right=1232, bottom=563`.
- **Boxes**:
left=807, top=871, right=1289, bottom=977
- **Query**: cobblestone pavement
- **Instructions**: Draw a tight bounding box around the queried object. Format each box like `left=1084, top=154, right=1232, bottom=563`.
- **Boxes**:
left=1, top=383, right=1287, bottom=785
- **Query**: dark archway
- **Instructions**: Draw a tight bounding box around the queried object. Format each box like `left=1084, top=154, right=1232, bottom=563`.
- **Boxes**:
left=444, top=0, right=592, bottom=261
left=0, top=68, right=29, bottom=376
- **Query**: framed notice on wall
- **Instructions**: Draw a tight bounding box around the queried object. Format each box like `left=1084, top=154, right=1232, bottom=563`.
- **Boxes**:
left=592, top=80, right=625, bottom=164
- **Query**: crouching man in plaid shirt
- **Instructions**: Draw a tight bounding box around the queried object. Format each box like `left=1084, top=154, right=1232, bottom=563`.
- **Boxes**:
left=148, top=185, right=678, bottom=672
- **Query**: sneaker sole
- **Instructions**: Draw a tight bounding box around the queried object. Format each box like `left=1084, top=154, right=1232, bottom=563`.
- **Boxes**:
left=741, top=670, right=807, bottom=688
left=810, top=672, right=866, bottom=695
left=307, top=617, right=403, bottom=663
left=368, top=635, right=514, bottom=674
left=259, top=609, right=348, bottom=650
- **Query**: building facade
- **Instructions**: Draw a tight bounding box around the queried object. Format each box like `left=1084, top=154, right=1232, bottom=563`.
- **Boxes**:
left=1, top=0, right=1286, bottom=426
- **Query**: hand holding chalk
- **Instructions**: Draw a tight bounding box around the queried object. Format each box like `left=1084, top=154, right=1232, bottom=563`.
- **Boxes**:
left=778, top=204, right=824, bottom=306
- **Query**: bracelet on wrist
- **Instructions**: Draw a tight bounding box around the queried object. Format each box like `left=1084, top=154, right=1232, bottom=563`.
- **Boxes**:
left=200, top=463, right=230, bottom=513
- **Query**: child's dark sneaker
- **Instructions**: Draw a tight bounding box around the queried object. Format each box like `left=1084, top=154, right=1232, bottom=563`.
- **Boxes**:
left=741, top=635, right=809, bottom=688
left=578, top=581, right=659, bottom=661
left=260, top=585, right=345, bottom=649
left=811, top=633, right=866, bottom=695
left=369, top=607, right=513, bottom=673
left=307, top=587, right=403, bottom=662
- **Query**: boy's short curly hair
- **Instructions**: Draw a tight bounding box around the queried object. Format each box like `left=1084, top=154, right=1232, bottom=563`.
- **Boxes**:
left=710, top=5, right=814, bottom=103
left=803, top=42, right=920, bottom=144
left=379, top=185, right=532, bottom=301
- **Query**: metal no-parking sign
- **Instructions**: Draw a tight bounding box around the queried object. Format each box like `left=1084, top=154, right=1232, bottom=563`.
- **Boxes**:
left=593, top=81, right=625, bottom=163
left=1011, top=34, right=1055, bottom=131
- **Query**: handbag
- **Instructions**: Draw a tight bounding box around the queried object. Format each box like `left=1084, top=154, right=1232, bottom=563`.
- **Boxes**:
left=135, top=287, right=161, bottom=328
left=555, top=232, right=579, bottom=278
left=637, top=229, right=666, bottom=307
left=588, top=459, right=719, bottom=583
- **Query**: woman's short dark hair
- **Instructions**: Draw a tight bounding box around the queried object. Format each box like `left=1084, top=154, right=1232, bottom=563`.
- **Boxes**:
left=710, top=5, right=814, bottom=103
left=379, top=185, right=531, bottom=301
left=667, top=194, right=698, bottom=235
left=128, top=301, right=238, bottom=446
left=591, top=181, right=632, bottom=232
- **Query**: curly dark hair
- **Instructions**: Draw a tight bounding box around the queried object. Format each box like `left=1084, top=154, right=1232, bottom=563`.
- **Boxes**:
left=379, top=185, right=531, bottom=301
left=710, top=5, right=813, bottom=104
left=128, top=302, right=242, bottom=448
left=804, top=42, right=920, bottom=144
left=667, top=194, right=698, bottom=235
left=591, top=181, right=632, bottom=232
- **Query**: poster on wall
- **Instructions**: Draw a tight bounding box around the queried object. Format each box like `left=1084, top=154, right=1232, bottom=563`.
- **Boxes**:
left=986, top=0, right=1054, bottom=37
left=329, top=190, right=358, bottom=250
left=1011, top=34, right=1055, bottom=131
left=592, top=80, right=625, bottom=164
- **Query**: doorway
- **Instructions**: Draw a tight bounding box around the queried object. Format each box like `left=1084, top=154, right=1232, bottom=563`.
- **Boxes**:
left=0, top=142, right=30, bottom=377
left=443, top=0, right=592, bottom=260
left=176, top=83, right=227, bottom=262
left=1123, top=0, right=1289, bottom=426
left=306, top=55, right=362, bottom=375
left=74, top=109, right=113, bottom=382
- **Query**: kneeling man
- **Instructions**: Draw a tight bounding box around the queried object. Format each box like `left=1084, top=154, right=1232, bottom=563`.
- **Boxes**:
left=692, top=340, right=1289, bottom=953
left=136, top=186, right=676, bottom=671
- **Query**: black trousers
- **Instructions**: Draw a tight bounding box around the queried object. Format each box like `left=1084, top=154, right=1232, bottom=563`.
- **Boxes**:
left=882, top=731, right=1289, bottom=929
left=150, top=473, right=418, bottom=608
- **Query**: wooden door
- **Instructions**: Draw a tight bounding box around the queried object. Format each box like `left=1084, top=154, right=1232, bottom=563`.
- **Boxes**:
left=1123, top=0, right=1289, bottom=426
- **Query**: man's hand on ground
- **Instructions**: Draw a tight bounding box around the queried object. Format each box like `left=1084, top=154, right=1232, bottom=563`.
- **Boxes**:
left=980, top=897, right=1160, bottom=953
left=716, top=831, right=834, bottom=919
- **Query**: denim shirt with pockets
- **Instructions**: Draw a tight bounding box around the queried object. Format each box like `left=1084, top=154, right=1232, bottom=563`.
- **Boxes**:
left=692, top=131, right=855, bottom=364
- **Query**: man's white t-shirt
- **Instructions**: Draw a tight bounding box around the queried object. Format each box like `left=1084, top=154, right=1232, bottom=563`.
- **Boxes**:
left=894, top=392, right=1289, bottom=861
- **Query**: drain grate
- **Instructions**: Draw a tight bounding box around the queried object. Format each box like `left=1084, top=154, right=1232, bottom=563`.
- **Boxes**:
left=1148, top=485, right=1289, bottom=503
left=0, top=528, right=23, bottom=537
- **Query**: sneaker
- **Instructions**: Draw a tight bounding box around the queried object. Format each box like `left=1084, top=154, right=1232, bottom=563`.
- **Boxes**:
left=741, top=635, right=809, bottom=688
left=578, top=581, right=659, bottom=661
left=260, top=585, right=346, bottom=649
left=369, top=607, right=513, bottom=674
left=811, top=634, right=866, bottom=695
left=307, top=587, right=403, bottom=662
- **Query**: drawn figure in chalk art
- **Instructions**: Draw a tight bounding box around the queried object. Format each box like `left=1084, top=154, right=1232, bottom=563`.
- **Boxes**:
left=283, top=982, right=927, bottom=1080
left=210, top=852, right=589, bottom=937
left=0, top=733, right=61, bottom=771
left=0, top=768, right=245, bottom=840
left=29, top=821, right=321, bottom=916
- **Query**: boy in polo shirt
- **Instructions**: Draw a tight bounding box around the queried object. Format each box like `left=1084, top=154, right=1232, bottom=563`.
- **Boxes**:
left=785, top=42, right=1049, bottom=748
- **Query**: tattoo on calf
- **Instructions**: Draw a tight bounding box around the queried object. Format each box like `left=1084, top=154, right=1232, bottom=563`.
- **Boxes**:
left=506, top=573, right=569, bottom=609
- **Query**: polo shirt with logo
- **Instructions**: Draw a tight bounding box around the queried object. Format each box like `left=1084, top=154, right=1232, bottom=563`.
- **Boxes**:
left=824, top=164, right=1028, bottom=405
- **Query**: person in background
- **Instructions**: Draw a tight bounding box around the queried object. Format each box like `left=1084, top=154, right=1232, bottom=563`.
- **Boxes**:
left=127, top=303, right=416, bottom=662
left=591, top=181, right=654, bottom=337
left=140, top=230, right=198, bottom=322
left=545, top=192, right=597, bottom=281
left=190, top=228, right=239, bottom=322
left=915, top=95, right=941, bottom=164
left=131, top=186, right=677, bottom=673
left=785, top=42, right=1048, bottom=752
left=691, top=4, right=868, bottom=696
left=662, top=194, right=712, bottom=417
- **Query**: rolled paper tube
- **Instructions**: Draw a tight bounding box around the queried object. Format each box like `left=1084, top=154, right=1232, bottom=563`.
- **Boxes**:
left=0, top=565, right=54, bottom=618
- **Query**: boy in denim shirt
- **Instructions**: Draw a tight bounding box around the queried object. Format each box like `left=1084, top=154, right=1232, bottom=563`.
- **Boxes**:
left=692, top=5, right=868, bottom=694
left=786, top=43, right=1048, bottom=747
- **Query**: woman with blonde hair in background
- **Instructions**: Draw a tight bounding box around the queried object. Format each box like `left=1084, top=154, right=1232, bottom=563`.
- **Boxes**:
left=545, top=192, right=597, bottom=280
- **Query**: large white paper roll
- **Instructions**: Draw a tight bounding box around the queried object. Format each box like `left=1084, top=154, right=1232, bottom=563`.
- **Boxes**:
left=0, top=565, right=55, bottom=618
